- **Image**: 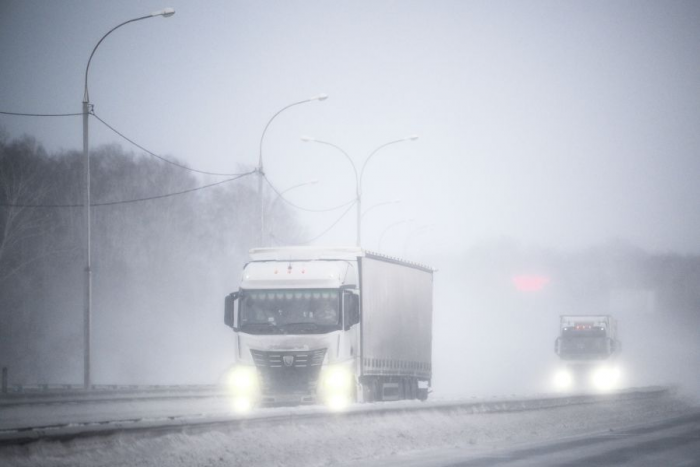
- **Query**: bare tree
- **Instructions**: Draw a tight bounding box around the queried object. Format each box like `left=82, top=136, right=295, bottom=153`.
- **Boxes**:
left=0, top=137, right=60, bottom=283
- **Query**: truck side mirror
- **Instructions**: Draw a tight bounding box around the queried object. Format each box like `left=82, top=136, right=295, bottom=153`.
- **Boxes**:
left=610, top=339, right=618, bottom=353
left=224, top=292, right=239, bottom=329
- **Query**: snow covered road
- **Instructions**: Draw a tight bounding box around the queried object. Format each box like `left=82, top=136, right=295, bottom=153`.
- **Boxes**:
left=366, top=406, right=700, bottom=466
left=0, top=388, right=695, bottom=466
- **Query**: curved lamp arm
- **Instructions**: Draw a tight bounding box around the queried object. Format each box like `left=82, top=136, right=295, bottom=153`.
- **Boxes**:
left=378, top=218, right=414, bottom=251
left=301, top=136, right=359, bottom=197
left=361, top=199, right=401, bottom=220
left=358, top=135, right=418, bottom=191
left=83, top=8, right=175, bottom=103
left=258, top=94, right=327, bottom=172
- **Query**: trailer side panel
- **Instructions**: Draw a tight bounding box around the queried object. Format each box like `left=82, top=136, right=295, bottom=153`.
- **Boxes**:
left=360, top=256, right=433, bottom=379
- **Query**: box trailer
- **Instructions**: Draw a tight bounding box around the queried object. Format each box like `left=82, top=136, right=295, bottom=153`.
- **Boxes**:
left=223, top=247, right=434, bottom=409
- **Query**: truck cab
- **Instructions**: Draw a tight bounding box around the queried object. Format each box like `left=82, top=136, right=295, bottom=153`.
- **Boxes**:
left=555, top=315, right=620, bottom=361
left=553, top=315, right=622, bottom=392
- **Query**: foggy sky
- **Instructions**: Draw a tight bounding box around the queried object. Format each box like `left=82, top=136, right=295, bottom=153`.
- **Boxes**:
left=2, top=0, right=700, bottom=259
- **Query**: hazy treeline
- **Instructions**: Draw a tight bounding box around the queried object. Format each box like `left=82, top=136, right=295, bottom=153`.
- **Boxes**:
left=444, top=239, right=700, bottom=322
left=0, top=133, right=302, bottom=385
left=433, top=240, right=700, bottom=395
left=2, top=131, right=698, bottom=392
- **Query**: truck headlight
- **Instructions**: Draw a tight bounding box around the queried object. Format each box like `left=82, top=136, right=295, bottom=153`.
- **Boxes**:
left=590, top=366, right=620, bottom=391
left=226, top=365, right=260, bottom=395
left=321, top=365, right=353, bottom=392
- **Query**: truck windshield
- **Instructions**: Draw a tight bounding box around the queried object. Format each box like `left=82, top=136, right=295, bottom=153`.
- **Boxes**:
left=562, top=326, right=606, bottom=337
left=239, top=289, right=341, bottom=335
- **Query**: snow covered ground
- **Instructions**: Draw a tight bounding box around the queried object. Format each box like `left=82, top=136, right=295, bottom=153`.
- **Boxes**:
left=0, top=389, right=695, bottom=466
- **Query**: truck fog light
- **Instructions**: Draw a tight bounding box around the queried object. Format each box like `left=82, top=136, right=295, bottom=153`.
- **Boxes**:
left=226, top=365, right=260, bottom=395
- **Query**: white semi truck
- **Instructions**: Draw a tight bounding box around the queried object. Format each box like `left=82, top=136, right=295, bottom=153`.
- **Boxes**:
left=223, top=247, right=434, bottom=410
left=553, top=315, right=622, bottom=391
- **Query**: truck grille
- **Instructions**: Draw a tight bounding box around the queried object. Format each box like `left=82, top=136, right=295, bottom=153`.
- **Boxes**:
left=559, top=337, right=610, bottom=359
left=250, top=349, right=326, bottom=394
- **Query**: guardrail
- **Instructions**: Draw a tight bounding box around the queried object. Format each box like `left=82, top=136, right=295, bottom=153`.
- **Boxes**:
left=0, top=367, right=219, bottom=396
left=1, top=383, right=217, bottom=394
left=0, top=386, right=671, bottom=447
left=0, top=384, right=222, bottom=409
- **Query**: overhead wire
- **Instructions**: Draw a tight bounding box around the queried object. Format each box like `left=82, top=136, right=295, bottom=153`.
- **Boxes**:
left=263, top=175, right=356, bottom=213
left=0, top=170, right=256, bottom=208
left=0, top=110, right=83, bottom=117
left=91, top=112, right=246, bottom=177
left=2, top=108, right=353, bottom=232
left=271, top=199, right=357, bottom=246
left=91, top=170, right=256, bottom=206
left=2, top=108, right=249, bottom=177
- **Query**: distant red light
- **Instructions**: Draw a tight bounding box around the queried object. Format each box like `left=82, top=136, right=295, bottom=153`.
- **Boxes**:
left=512, top=275, right=550, bottom=292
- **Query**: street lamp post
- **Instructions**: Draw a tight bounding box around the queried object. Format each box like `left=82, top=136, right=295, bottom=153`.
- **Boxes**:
left=258, top=94, right=327, bottom=246
left=82, top=8, right=175, bottom=389
left=302, top=136, right=418, bottom=246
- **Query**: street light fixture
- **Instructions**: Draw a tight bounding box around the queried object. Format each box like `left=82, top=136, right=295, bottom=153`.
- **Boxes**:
left=358, top=135, right=419, bottom=192
left=154, top=8, right=176, bottom=17
left=301, top=136, right=418, bottom=246
left=257, top=95, right=327, bottom=246
left=82, top=8, right=175, bottom=390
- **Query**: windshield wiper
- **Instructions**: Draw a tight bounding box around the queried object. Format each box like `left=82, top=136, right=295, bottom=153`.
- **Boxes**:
left=242, top=322, right=283, bottom=334
left=282, top=322, right=324, bottom=332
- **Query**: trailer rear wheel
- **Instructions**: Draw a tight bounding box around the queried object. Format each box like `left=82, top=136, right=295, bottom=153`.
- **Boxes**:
left=365, top=378, right=382, bottom=402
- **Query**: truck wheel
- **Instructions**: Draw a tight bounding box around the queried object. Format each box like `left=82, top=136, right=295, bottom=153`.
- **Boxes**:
left=362, top=382, right=373, bottom=403
left=373, top=379, right=383, bottom=402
